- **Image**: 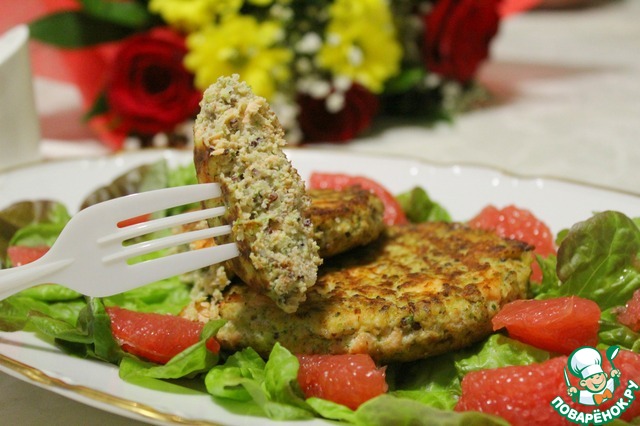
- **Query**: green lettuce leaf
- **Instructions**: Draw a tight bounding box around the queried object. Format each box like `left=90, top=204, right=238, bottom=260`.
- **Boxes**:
left=28, top=310, right=94, bottom=344
left=0, top=292, right=86, bottom=332
left=4, top=296, right=124, bottom=363
left=9, top=222, right=65, bottom=248
left=394, top=334, right=551, bottom=410
left=598, top=310, right=640, bottom=352
left=555, top=211, right=640, bottom=309
left=103, top=278, right=191, bottom=315
left=0, top=200, right=70, bottom=266
left=0, top=296, right=54, bottom=331
left=119, top=320, right=224, bottom=382
left=396, top=186, right=451, bottom=223
left=454, top=334, right=551, bottom=375
left=31, top=297, right=124, bottom=363
left=165, top=163, right=200, bottom=216
left=305, top=397, right=356, bottom=423
left=353, top=394, right=509, bottom=426
left=205, top=343, right=313, bottom=420
left=530, top=254, right=559, bottom=298
left=205, top=347, right=266, bottom=401
left=167, top=163, right=198, bottom=188
left=80, top=160, right=170, bottom=209
left=86, top=297, right=124, bottom=362
left=15, top=284, right=82, bottom=302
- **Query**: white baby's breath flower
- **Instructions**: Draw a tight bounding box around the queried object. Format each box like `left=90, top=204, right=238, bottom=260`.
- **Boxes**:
left=152, top=132, right=169, bottom=147
left=333, top=75, right=352, bottom=92
left=442, top=81, right=462, bottom=98
left=418, top=1, right=433, bottom=14
left=424, top=73, right=441, bottom=88
left=326, top=33, right=341, bottom=45
left=270, top=3, right=293, bottom=21
left=295, top=76, right=313, bottom=93
left=347, top=46, right=364, bottom=66
left=442, top=81, right=463, bottom=111
left=308, top=79, right=332, bottom=98
left=295, top=57, right=313, bottom=73
left=296, top=33, right=322, bottom=54
left=270, top=94, right=302, bottom=145
left=123, top=136, right=141, bottom=151
left=326, top=91, right=345, bottom=113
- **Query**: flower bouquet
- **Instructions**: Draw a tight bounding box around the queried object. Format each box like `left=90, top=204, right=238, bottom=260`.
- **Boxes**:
left=28, top=0, right=521, bottom=149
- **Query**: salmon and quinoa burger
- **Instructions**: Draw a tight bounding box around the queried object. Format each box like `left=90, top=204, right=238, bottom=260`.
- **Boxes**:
left=213, top=222, right=534, bottom=363
left=193, top=74, right=321, bottom=313
left=180, top=186, right=386, bottom=322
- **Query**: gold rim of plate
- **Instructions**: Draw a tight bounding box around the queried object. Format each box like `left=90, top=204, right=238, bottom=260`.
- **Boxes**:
left=0, top=351, right=222, bottom=426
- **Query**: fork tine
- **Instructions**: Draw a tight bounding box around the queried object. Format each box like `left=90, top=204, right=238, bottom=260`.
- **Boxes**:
left=102, top=224, right=233, bottom=264
left=88, top=183, right=222, bottom=224
left=98, top=206, right=227, bottom=244
left=93, top=243, right=240, bottom=296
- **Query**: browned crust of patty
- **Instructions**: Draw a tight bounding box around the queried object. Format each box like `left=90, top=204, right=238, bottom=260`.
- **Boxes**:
left=308, top=187, right=385, bottom=258
left=215, top=222, right=533, bottom=363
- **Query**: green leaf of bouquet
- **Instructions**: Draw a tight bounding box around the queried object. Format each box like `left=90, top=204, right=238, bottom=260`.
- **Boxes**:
left=29, top=11, right=135, bottom=47
left=83, top=91, right=109, bottom=121
left=384, top=68, right=426, bottom=94
left=80, top=0, right=152, bottom=28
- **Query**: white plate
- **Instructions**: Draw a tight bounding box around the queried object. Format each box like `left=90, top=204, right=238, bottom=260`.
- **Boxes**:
left=1, top=148, right=639, bottom=425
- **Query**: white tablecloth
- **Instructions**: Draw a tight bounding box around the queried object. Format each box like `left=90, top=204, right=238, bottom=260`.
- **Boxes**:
left=2, top=1, right=640, bottom=425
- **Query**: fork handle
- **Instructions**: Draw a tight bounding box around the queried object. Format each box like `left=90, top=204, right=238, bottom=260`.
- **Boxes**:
left=0, top=258, right=74, bottom=301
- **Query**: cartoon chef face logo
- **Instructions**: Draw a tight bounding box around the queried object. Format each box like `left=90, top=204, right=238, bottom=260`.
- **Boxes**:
left=551, top=345, right=638, bottom=424
left=565, top=346, right=621, bottom=406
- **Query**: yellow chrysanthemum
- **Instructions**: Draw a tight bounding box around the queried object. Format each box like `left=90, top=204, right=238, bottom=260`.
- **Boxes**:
left=317, top=0, right=401, bottom=93
left=148, top=0, right=242, bottom=32
left=185, top=15, right=292, bottom=100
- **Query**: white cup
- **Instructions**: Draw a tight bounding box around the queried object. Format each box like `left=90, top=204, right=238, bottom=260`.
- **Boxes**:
left=0, top=25, right=41, bottom=171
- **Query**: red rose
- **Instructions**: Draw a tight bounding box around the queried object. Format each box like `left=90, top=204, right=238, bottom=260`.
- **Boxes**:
left=423, top=0, right=501, bottom=83
left=297, top=84, right=379, bottom=143
left=106, top=28, right=201, bottom=135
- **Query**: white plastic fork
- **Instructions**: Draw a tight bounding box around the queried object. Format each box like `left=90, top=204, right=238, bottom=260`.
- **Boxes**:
left=0, top=183, right=239, bottom=300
